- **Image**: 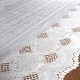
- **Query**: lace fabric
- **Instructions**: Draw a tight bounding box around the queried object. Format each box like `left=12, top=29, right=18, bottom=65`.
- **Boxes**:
left=0, top=0, right=80, bottom=80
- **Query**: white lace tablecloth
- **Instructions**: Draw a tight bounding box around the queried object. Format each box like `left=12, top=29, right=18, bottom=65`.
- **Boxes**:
left=0, top=0, right=80, bottom=80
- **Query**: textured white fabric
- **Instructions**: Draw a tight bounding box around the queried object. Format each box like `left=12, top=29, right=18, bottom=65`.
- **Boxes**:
left=0, top=0, right=80, bottom=80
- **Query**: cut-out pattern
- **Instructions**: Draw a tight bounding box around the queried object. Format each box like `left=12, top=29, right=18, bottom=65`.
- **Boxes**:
left=72, top=27, right=80, bottom=32
left=63, top=53, right=80, bottom=80
left=60, top=38, right=71, bottom=45
left=78, top=54, right=80, bottom=65
left=51, top=23, right=60, bottom=28
left=0, top=63, right=9, bottom=72
left=37, top=33, right=48, bottom=39
left=19, top=46, right=31, bottom=54
left=22, top=73, right=39, bottom=80
left=44, top=53, right=58, bottom=63
left=62, top=15, right=70, bottom=19
left=71, top=9, right=78, bottom=11
left=57, top=48, right=80, bottom=80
